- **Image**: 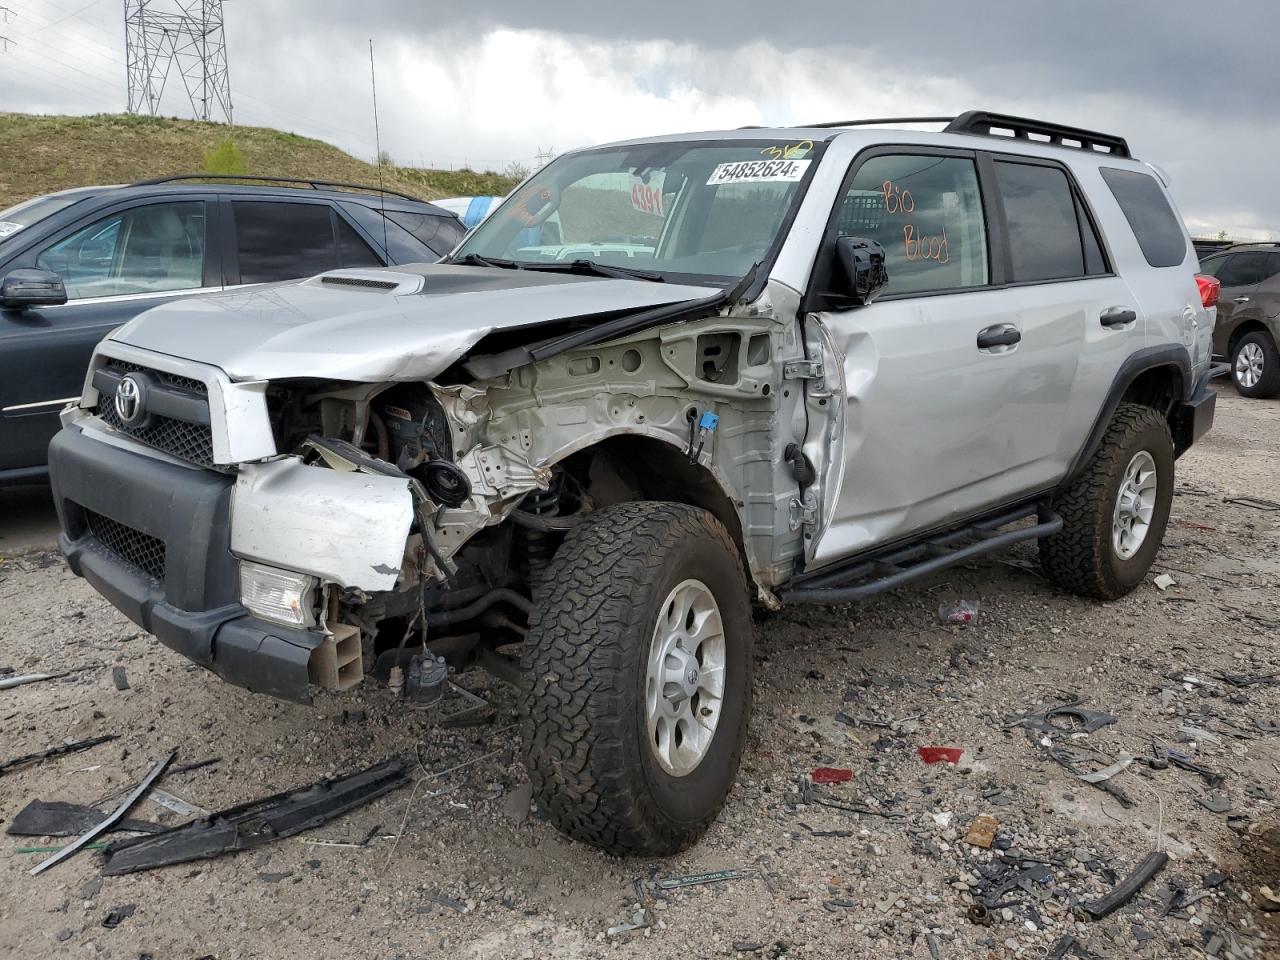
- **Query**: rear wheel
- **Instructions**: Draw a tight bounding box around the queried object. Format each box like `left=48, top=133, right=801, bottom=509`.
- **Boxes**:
left=520, top=501, right=752, bottom=855
left=1232, top=331, right=1280, bottom=399
left=1040, top=402, right=1174, bottom=600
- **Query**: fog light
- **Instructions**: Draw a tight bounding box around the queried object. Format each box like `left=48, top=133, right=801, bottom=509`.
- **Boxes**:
left=239, top=561, right=318, bottom=627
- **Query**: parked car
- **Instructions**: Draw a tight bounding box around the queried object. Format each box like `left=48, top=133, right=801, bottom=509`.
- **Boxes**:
left=0, top=175, right=465, bottom=484
left=431, top=195, right=506, bottom=228
left=1196, top=243, right=1280, bottom=397
left=49, top=112, right=1215, bottom=855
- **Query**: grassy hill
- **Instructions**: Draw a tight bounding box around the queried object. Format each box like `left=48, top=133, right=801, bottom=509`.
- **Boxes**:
left=0, top=113, right=519, bottom=211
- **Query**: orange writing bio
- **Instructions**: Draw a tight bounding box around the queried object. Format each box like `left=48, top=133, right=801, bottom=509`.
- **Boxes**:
left=880, top=180, right=914, bottom=215
left=903, top=224, right=951, bottom=264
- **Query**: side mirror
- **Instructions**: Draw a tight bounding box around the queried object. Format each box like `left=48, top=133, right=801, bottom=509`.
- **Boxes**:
left=1, top=269, right=68, bottom=309
left=834, top=236, right=888, bottom=306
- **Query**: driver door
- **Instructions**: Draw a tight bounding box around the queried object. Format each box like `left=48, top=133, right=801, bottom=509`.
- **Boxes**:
left=800, top=149, right=1026, bottom=565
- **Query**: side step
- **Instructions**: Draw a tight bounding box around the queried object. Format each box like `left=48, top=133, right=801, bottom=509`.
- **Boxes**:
left=779, top=503, right=1062, bottom=605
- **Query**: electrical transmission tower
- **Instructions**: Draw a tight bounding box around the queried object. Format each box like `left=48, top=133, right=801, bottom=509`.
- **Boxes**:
left=125, top=0, right=232, bottom=123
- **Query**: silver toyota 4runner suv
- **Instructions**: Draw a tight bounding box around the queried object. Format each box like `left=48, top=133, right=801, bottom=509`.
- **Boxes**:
left=50, top=112, right=1218, bottom=855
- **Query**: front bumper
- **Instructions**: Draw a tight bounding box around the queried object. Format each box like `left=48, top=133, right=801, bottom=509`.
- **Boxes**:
left=49, top=426, right=331, bottom=702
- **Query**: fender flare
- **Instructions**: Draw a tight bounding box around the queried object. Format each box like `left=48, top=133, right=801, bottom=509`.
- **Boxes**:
left=1062, top=344, right=1192, bottom=484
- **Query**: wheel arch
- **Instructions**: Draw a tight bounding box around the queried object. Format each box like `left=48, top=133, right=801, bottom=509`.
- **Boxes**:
left=1063, top=345, right=1191, bottom=483
left=1228, top=319, right=1274, bottom=356
left=553, top=433, right=756, bottom=585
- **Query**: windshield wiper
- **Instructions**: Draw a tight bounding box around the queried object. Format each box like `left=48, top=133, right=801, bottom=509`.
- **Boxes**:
left=520, top=259, right=665, bottom=283
left=451, top=253, right=523, bottom=269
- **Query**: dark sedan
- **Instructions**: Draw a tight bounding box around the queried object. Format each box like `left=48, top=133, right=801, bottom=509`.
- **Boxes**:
left=0, top=175, right=465, bottom=484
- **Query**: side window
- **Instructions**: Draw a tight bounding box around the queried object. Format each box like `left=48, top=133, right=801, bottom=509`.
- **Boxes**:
left=993, top=161, right=1088, bottom=282
left=36, top=201, right=206, bottom=299
left=1264, top=253, right=1280, bottom=284
left=233, top=201, right=337, bottom=283
left=1100, top=168, right=1188, bottom=268
left=835, top=154, right=989, bottom=295
left=340, top=203, right=449, bottom=263
left=1216, top=252, right=1269, bottom=288
left=1197, top=254, right=1228, bottom=278
left=335, top=216, right=382, bottom=269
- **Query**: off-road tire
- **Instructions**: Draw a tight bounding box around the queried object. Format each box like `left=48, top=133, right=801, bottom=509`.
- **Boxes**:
left=1040, top=402, right=1174, bottom=600
left=1232, top=331, right=1280, bottom=399
left=520, top=501, right=752, bottom=855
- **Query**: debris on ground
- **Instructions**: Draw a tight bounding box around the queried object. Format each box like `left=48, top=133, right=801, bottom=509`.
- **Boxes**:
left=0, top=672, right=57, bottom=690
left=939, top=600, right=979, bottom=625
left=7, top=800, right=164, bottom=837
left=1154, top=573, right=1177, bottom=591
left=111, top=665, right=129, bottom=690
left=810, top=766, right=853, bottom=784
left=917, top=746, right=964, bottom=765
left=606, top=908, right=650, bottom=937
left=1223, top=495, right=1280, bottom=511
left=0, top=734, right=118, bottom=777
left=963, top=814, right=997, bottom=849
left=100, top=758, right=407, bottom=875
left=30, top=751, right=174, bottom=876
left=101, top=904, right=136, bottom=929
left=654, top=869, right=748, bottom=890
left=1082, top=850, right=1169, bottom=919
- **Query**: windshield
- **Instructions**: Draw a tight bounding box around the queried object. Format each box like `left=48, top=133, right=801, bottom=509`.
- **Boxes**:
left=0, top=188, right=100, bottom=240
left=451, top=139, right=822, bottom=284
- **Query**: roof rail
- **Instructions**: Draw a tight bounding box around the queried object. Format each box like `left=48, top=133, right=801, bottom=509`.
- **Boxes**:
left=944, top=111, right=1131, bottom=158
left=795, top=116, right=954, bottom=129
left=128, top=174, right=426, bottom=204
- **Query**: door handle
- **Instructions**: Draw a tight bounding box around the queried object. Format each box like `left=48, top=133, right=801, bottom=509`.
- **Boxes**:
left=976, top=325, right=1021, bottom=349
left=1232, top=296, right=1250, bottom=304
left=1100, top=306, right=1137, bottom=327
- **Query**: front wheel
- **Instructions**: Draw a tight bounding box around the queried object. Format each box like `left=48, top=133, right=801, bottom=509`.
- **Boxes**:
left=1040, top=402, right=1174, bottom=600
left=519, top=501, right=753, bottom=855
left=1232, top=331, right=1280, bottom=399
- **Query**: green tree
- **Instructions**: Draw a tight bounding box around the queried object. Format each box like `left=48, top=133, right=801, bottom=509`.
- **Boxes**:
left=202, top=139, right=246, bottom=175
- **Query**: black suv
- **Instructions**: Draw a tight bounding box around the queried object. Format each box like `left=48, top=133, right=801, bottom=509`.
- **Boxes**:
left=0, top=176, right=465, bottom=483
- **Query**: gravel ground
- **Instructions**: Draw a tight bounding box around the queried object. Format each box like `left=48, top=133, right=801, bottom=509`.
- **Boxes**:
left=1, top=383, right=1277, bottom=960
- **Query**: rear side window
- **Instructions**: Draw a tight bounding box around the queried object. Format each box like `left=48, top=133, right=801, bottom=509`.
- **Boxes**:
left=834, top=154, right=989, bottom=296
left=233, top=201, right=338, bottom=283
left=1100, top=168, right=1188, bottom=268
left=1216, top=252, right=1270, bottom=288
left=335, top=217, right=382, bottom=269
left=341, top=203, right=456, bottom=263
left=994, top=162, right=1091, bottom=282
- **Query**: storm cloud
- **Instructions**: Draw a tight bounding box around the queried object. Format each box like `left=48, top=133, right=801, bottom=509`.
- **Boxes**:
left=3, top=0, right=1277, bottom=238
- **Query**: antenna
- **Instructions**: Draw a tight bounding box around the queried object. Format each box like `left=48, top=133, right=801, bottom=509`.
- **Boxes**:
left=369, top=38, right=389, bottom=260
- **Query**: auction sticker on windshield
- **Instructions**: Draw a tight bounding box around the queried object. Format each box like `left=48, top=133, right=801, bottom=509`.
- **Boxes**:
left=706, top=159, right=811, bottom=186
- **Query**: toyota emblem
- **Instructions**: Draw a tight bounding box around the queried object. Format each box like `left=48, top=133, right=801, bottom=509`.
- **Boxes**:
left=114, top=374, right=145, bottom=425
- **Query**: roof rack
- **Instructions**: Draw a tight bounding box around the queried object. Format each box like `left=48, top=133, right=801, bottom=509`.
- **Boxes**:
left=796, top=116, right=955, bottom=129
left=943, top=111, right=1131, bottom=158
left=129, top=174, right=426, bottom=204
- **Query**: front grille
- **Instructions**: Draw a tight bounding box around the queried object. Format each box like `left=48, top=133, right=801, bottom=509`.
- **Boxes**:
left=85, top=510, right=166, bottom=582
left=98, top=401, right=215, bottom=466
left=95, top=361, right=215, bottom=467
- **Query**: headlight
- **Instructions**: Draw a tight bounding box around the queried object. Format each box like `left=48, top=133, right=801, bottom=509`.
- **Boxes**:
left=239, top=561, right=318, bottom=627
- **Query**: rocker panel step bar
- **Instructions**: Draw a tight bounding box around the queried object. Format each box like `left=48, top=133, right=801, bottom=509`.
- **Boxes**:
left=780, top=503, right=1062, bottom=605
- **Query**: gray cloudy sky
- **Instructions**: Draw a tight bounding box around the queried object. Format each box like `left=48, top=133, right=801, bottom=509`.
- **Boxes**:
left=3, top=0, right=1278, bottom=238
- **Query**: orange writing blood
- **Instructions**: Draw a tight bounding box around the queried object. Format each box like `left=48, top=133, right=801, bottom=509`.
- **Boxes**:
left=880, top=180, right=914, bottom=214
left=903, top=224, right=950, bottom=263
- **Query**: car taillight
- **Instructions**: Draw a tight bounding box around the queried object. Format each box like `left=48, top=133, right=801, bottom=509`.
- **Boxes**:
left=1196, top=274, right=1220, bottom=309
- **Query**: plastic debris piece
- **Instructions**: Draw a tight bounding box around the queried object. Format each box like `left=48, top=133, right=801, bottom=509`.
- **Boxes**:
left=7, top=800, right=163, bottom=838
left=111, top=666, right=130, bottom=691
left=1224, top=496, right=1280, bottom=511
left=0, top=734, right=118, bottom=777
left=964, top=814, right=998, bottom=849
left=917, top=746, right=963, bottom=765
left=930, top=811, right=953, bottom=828
left=1259, top=886, right=1280, bottom=912
left=655, top=869, right=747, bottom=890
left=1179, top=723, right=1222, bottom=744
left=102, top=904, right=135, bottom=929
left=16, top=842, right=108, bottom=854
left=1077, top=753, right=1134, bottom=784
left=100, top=758, right=406, bottom=875
left=423, top=890, right=468, bottom=914
left=1153, top=573, right=1176, bottom=591
left=1082, top=851, right=1168, bottom=920
left=31, top=752, right=174, bottom=876
left=1196, top=792, right=1232, bottom=814
left=148, top=788, right=210, bottom=818
left=0, top=672, right=56, bottom=690
left=607, top=908, right=650, bottom=936
left=811, top=766, right=852, bottom=785
left=939, top=600, right=979, bottom=625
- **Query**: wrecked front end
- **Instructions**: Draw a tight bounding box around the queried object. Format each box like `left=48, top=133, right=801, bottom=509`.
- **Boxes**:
left=50, top=278, right=808, bottom=703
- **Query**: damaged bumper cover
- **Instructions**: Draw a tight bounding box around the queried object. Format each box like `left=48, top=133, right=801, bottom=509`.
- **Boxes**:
left=49, top=425, right=414, bottom=702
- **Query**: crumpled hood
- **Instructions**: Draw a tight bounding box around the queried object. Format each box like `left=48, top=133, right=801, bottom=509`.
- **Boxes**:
left=109, top=263, right=715, bottom=382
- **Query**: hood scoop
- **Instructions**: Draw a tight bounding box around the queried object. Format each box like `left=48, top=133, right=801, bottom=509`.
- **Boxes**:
left=310, top=270, right=425, bottom=294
